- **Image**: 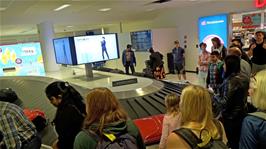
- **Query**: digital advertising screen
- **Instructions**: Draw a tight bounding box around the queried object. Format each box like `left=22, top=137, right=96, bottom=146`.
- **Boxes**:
left=0, top=42, right=45, bottom=76
left=53, top=37, right=77, bottom=65
left=198, top=14, right=228, bottom=53
left=74, top=34, right=119, bottom=64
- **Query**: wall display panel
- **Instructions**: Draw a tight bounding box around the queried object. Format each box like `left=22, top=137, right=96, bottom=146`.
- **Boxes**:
left=53, top=37, right=77, bottom=65
left=74, top=34, right=119, bottom=64
left=0, top=42, right=45, bottom=76
left=242, top=13, right=261, bottom=29
left=130, top=30, right=152, bottom=51
left=198, top=14, right=228, bottom=53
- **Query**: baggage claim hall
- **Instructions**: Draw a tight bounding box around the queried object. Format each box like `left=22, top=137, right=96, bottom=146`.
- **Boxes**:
left=0, top=0, right=266, bottom=149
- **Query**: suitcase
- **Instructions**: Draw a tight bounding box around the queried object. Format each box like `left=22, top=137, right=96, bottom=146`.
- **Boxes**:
left=133, top=114, right=164, bottom=145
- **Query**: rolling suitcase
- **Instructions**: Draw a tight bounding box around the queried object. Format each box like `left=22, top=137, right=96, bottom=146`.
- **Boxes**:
left=133, top=114, right=164, bottom=145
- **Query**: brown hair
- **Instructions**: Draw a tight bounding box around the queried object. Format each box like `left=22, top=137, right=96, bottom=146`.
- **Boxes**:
left=83, top=88, right=128, bottom=135
left=165, top=93, right=180, bottom=116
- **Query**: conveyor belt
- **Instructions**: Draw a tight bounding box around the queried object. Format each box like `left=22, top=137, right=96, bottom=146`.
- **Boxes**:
left=0, top=77, right=188, bottom=146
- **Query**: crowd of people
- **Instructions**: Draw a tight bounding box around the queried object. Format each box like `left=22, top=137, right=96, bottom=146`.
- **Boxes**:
left=0, top=31, right=265, bottom=149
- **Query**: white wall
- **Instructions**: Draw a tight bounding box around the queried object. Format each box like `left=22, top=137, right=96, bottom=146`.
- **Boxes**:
left=104, top=28, right=178, bottom=73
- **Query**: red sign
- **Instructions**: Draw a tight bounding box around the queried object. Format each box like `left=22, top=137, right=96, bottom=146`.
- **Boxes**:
left=255, top=0, right=266, bottom=8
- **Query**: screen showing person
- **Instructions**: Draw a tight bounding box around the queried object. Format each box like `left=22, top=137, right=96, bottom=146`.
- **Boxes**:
left=53, top=37, right=74, bottom=65
left=74, top=34, right=119, bottom=64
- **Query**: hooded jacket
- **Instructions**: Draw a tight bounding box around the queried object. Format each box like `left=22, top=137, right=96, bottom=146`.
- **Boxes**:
left=74, top=120, right=145, bottom=149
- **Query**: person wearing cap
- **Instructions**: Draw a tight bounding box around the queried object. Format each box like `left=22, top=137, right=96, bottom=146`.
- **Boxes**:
left=122, top=44, right=136, bottom=74
left=250, top=31, right=266, bottom=74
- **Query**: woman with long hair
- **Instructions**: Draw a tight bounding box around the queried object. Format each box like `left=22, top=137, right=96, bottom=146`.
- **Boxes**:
left=240, top=70, right=266, bottom=149
left=45, top=81, right=86, bottom=149
left=211, top=37, right=227, bottom=60
left=213, top=55, right=249, bottom=149
left=167, top=85, right=227, bottom=149
left=74, top=88, right=145, bottom=149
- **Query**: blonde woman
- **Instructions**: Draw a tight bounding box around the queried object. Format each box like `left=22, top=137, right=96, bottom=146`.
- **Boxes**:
left=159, top=93, right=181, bottom=149
left=167, top=85, right=227, bottom=149
left=74, top=88, right=145, bottom=149
left=240, top=70, right=266, bottom=149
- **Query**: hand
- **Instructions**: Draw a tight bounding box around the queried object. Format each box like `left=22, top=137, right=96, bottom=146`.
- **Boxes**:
left=263, top=43, right=266, bottom=49
left=250, top=44, right=256, bottom=50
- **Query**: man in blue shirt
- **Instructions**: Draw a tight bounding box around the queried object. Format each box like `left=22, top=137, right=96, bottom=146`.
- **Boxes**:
left=172, top=40, right=186, bottom=80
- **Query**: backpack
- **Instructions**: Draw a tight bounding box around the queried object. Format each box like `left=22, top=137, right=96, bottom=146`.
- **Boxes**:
left=23, top=109, right=47, bottom=132
left=83, top=129, right=138, bottom=149
left=174, top=120, right=228, bottom=149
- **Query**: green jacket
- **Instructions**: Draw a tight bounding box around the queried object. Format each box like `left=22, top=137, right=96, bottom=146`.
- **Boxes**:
left=74, top=120, right=145, bottom=149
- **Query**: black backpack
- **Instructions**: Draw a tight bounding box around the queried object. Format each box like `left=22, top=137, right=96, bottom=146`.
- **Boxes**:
left=83, top=129, right=138, bottom=149
left=174, top=121, right=228, bottom=149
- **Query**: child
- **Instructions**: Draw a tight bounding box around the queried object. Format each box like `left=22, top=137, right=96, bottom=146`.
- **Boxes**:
left=206, top=51, right=224, bottom=93
left=159, top=93, right=181, bottom=149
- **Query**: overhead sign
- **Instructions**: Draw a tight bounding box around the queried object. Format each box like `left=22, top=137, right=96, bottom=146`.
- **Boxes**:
left=255, top=0, right=266, bottom=8
left=242, top=13, right=261, bottom=29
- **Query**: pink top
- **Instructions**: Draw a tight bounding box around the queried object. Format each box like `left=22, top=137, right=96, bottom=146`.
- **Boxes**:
left=159, top=113, right=181, bottom=149
left=199, top=51, right=210, bottom=72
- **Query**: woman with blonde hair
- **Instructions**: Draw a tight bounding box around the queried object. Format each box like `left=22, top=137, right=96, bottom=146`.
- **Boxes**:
left=74, top=87, right=145, bottom=149
left=159, top=93, right=181, bottom=149
left=167, top=85, right=227, bottom=149
left=240, top=70, right=266, bottom=149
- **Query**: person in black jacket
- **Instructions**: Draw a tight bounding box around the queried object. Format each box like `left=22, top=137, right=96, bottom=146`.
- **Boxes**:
left=149, top=47, right=165, bottom=79
left=213, top=55, right=249, bottom=149
left=45, top=81, right=86, bottom=149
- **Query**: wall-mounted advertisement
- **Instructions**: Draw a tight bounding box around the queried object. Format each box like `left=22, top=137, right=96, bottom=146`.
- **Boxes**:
left=198, top=14, right=228, bottom=53
left=0, top=42, right=45, bottom=76
left=242, top=13, right=261, bottom=29
left=130, top=30, right=152, bottom=51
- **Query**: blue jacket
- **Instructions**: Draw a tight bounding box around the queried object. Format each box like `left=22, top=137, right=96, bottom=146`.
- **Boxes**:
left=239, top=115, right=266, bottom=149
left=122, top=50, right=136, bottom=66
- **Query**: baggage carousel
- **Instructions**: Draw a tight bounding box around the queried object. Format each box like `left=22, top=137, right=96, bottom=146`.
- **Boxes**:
left=0, top=70, right=188, bottom=146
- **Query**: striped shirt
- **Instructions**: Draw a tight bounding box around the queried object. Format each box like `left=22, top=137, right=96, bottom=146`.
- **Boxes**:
left=0, top=101, right=36, bottom=149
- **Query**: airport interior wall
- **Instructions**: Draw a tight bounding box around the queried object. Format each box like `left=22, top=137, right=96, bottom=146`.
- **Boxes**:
left=0, top=1, right=257, bottom=73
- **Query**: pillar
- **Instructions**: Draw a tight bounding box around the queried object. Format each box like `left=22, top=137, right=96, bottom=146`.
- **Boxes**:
left=37, top=21, right=60, bottom=72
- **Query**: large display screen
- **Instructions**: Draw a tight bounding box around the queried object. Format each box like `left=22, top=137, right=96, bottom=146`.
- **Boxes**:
left=53, top=37, right=77, bottom=65
left=0, top=42, right=45, bottom=76
left=198, top=14, right=228, bottom=53
left=74, top=34, right=119, bottom=64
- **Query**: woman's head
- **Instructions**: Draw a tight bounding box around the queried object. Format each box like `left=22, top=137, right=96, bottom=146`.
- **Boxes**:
left=211, top=37, right=221, bottom=48
left=45, top=81, right=70, bottom=107
left=180, top=85, right=213, bottom=126
left=84, top=88, right=127, bottom=132
left=45, top=81, right=84, bottom=109
left=224, top=55, right=240, bottom=78
left=165, top=93, right=180, bottom=115
left=200, top=42, right=207, bottom=51
left=251, top=70, right=266, bottom=111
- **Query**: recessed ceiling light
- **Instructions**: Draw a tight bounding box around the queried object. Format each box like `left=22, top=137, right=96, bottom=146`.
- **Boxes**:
left=54, top=4, right=70, bottom=11
left=66, top=25, right=73, bottom=28
left=98, top=8, right=111, bottom=12
left=0, top=7, right=6, bottom=11
left=146, top=8, right=155, bottom=11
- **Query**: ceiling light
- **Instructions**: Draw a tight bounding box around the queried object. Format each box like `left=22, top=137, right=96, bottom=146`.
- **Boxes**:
left=0, top=7, right=6, bottom=11
left=146, top=8, right=155, bottom=11
left=98, top=8, right=111, bottom=12
left=54, top=4, right=70, bottom=11
left=66, top=25, right=73, bottom=28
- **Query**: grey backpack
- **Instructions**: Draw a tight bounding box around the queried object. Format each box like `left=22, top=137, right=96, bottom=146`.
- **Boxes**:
left=84, top=129, right=138, bottom=149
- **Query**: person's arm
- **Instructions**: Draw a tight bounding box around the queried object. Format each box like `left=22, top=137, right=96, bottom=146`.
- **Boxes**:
left=206, top=65, right=210, bottom=88
left=132, top=51, right=136, bottom=66
left=198, top=55, right=203, bottom=66
left=159, top=116, right=170, bottom=149
left=122, top=51, right=125, bottom=66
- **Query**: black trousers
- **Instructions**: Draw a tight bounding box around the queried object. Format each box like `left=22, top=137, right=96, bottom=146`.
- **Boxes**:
left=223, top=118, right=243, bottom=149
left=125, top=61, right=135, bottom=74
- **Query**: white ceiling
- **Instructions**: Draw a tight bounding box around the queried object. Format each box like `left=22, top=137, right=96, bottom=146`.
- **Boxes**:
left=0, top=0, right=216, bottom=37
